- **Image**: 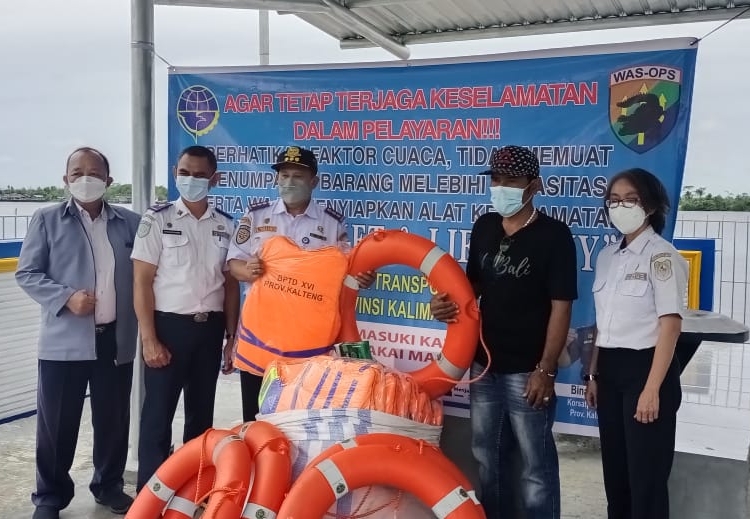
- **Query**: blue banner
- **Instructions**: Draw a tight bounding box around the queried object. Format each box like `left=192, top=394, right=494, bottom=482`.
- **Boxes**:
left=168, top=38, right=697, bottom=434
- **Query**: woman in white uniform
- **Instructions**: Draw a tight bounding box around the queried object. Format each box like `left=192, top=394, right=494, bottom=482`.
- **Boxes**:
left=585, top=168, right=688, bottom=519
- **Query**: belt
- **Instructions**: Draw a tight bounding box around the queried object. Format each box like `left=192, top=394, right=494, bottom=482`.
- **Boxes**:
left=155, top=311, right=221, bottom=323
left=95, top=322, right=116, bottom=334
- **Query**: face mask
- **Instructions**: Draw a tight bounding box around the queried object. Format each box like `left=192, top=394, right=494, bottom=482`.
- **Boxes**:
left=68, top=176, right=107, bottom=203
left=608, top=205, right=647, bottom=234
left=490, top=185, right=529, bottom=217
left=175, top=176, right=210, bottom=202
left=278, top=183, right=313, bottom=205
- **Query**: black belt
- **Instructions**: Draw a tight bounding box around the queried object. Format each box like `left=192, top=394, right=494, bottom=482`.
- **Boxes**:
left=155, top=311, right=222, bottom=323
left=95, top=322, right=116, bottom=334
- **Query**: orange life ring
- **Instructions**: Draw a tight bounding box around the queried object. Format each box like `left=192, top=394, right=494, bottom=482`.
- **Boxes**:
left=232, top=420, right=294, bottom=519
left=161, top=467, right=216, bottom=519
left=304, top=433, right=477, bottom=501
left=126, top=429, right=252, bottom=519
left=277, top=442, right=486, bottom=519
left=338, top=229, right=480, bottom=398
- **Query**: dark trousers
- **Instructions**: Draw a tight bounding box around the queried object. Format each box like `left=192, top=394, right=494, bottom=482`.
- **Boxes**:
left=136, top=312, right=224, bottom=490
left=597, top=347, right=682, bottom=519
left=240, top=370, right=263, bottom=422
left=33, top=324, right=132, bottom=509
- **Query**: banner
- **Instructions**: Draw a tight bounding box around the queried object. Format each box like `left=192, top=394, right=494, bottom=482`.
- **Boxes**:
left=168, top=38, right=697, bottom=435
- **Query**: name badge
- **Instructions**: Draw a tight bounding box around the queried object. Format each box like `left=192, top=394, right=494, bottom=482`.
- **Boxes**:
left=624, top=272, right=647, bottom=281
left=309, top=232, right=327, bottom=241
left=212, top=230, right=230, bottom=239
left=162, top=229, right=182, bottom=235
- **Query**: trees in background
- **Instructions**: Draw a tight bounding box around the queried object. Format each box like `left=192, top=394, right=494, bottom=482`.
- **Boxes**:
left=1, top=184, right=168, bottom=202
left=679, top=186, right=750, bottom=211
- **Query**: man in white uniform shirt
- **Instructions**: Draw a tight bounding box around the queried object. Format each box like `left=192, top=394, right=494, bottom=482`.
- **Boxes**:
left=227, top=146, right=374, bottom=421
left=16, top=147, right=140, bottom=518
left=131, top=145, right=240, bottom=492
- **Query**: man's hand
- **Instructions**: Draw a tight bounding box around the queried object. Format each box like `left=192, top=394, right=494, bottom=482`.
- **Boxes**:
left=229, top=257, right=264, bottom=283
left=142, top=337, right=172, bottom=368
left=222, top=337, right=235, bottom=375
left=429, top=293, right=459, bottom=323
left=66, top=290, right=96, bottom=316
left=355, top=270, right=376, bottom=289
left=523, top=369, right=555, bottom=409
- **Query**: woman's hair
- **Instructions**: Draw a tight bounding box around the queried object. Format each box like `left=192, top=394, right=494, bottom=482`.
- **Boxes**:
left=604, top=168, right=671, bottom=235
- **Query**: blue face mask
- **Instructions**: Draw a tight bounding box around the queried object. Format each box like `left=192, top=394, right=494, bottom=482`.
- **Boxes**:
left=490, top=185, right=528, bottom=217
left=175, top=176, right=211, bottom=202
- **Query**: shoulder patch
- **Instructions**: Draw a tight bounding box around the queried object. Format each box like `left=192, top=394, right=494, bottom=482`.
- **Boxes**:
left=651, top=251, right=672, bottom=261
left=148, top=202, right=172, bottom=213
left=324, top=206, right=345, bottom=223
left=214, top=207, right=233, bottom=220
left=247, top=200, right=271, bottom=212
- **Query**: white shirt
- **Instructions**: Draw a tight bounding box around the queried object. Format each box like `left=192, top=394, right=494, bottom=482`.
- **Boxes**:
left=76, top=202, right=116, bottom=325
left=593, top=226, right=688, bottom=350
left=226, top=198, right=349, bottom=262
left=131, top=198, right=235, bottom=314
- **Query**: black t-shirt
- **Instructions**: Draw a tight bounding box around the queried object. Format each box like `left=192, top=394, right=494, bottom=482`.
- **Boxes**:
left=466, top=211, right=578, bottom=373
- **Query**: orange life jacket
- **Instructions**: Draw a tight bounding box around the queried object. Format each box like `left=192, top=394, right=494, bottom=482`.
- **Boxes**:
left=234, top=236, right=349, bottom=375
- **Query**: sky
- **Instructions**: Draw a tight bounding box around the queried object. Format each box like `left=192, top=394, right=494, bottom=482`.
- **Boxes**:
left=0, top=1, right=748, bottom=194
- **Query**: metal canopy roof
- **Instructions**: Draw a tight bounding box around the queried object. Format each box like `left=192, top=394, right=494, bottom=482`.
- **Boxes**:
left=155, top=0, right=750, bottom=59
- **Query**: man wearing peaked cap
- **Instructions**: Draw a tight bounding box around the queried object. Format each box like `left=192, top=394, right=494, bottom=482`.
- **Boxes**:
left=271, top=145, right=319, bottom=174
left=226, top=145, right=375, bottom=422
left=430, top=144, right=578, bottom=519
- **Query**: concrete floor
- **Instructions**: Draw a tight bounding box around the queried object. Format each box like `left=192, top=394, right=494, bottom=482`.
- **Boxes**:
left=0, top=376, right=608, bottom=519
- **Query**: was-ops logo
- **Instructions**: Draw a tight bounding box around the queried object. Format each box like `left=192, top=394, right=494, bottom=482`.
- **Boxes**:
left=609, top=66, right=682, bottom=154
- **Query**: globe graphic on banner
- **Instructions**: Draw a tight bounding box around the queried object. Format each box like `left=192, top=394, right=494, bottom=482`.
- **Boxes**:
left=176, top=85, right=220, bottom=142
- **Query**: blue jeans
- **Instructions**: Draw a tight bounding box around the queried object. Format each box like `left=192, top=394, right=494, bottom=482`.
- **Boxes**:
left=470, top=363, right=560, bottom=519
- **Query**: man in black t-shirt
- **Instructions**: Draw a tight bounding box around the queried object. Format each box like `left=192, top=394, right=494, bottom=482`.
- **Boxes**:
left=431, top=145, right=577, bottom=519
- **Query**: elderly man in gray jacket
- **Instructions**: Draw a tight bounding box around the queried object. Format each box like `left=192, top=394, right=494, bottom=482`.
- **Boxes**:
left=16, top=147, right=140, bottom=519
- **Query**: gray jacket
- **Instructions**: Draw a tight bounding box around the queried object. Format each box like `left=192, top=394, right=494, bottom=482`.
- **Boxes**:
left=16, top=201, right=141, bottom=364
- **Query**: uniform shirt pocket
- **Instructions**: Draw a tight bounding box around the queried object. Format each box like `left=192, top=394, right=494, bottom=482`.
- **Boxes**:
left=210, top=235, right=230, bottom=263
left=592, top=277, right=606, bottom=293
left=617, top=279, right=649, bottom=297
left=162, top=233, right=189, bottom=267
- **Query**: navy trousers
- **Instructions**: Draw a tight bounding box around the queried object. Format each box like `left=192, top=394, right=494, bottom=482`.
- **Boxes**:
left=33, top=323, right=132, bottom=509
left=240, top=370, right=263, bottom=422
left=136, top=311, right=224, bottom=490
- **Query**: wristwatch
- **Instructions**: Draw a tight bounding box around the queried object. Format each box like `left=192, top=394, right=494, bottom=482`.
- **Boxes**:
left=582, top=373, right=599, bottom=382
left=225, top=333, right=236, bottom=341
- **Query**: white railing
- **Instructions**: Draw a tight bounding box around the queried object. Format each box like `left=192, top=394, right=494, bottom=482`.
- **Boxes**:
left=675, top=212, right=750, bottom=410
left=1, top=212, right=32, bottom=240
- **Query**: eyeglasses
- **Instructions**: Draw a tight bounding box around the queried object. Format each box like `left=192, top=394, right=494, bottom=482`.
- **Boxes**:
left=605, top=198, right=640, bottom=209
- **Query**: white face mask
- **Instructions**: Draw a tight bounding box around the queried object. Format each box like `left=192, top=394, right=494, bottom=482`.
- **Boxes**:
left=489, top=185, right=529, bottom=217
left=68, top=176, right=107, bottom=203
left=608, top=205, right=647, bottom=234
left=175, top=176, right=211, bottom=202
left=278, top=182, right=313, bottom=205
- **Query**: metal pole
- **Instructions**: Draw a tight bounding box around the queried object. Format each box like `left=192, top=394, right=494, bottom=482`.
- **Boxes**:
left=129, top=0, right=155, bottom=465
left=259, top=10, right=270, bottom=65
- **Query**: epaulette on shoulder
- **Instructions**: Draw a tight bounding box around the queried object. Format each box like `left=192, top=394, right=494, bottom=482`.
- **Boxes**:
left=214, top=207, right=233, bottom=220
left=247, top=200, right=271, bottom=212
left=148, top=202, right=172, bottom=213
left=324, top=206, right=345, bottom=223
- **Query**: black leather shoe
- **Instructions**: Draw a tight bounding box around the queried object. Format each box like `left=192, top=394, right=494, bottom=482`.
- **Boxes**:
left=31, top=506, right=60, bottom=519
left=94, top=489, right=134, bottom=515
